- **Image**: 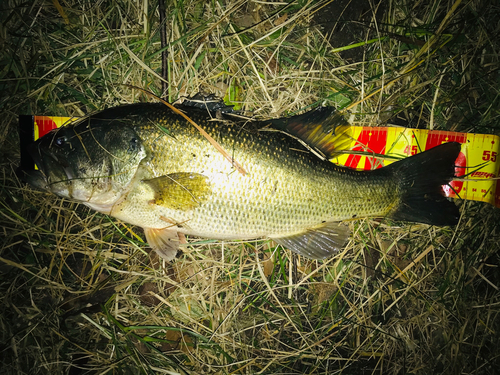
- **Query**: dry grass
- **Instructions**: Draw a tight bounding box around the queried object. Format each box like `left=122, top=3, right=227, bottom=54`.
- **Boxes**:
left=1, top=0, right=500, bottom=374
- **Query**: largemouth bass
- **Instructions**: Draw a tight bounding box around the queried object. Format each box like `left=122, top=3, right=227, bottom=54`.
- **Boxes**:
left=23, top=99, right=460, bottom=260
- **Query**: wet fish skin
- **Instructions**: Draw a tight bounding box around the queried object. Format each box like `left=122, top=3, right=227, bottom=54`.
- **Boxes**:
left=24, top=102, right=460, bottom=260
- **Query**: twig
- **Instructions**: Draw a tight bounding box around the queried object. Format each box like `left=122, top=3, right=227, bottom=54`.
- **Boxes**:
left=158, top=0, right=168, bottom=96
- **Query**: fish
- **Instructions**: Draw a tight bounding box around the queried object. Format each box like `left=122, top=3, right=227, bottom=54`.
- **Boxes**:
left=22, top=98, right=461, bottom=260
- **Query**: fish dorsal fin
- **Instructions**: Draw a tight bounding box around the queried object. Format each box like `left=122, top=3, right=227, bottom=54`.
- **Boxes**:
left=143, top=172, right=211, bottom=211
left=175, top=93, right=237, bottom=114
left=144, top=227, right=180, bottom=261
left=268, top=107, right=353, bottom=160
left=270, top=221, right=351, bottom=259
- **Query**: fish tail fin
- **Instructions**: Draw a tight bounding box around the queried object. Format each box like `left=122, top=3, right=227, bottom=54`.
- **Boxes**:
left=385, top=142, right=461, bottom=226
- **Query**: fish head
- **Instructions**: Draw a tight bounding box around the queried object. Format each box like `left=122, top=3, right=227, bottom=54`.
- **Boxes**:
left=25, top=118, right=147, bottom=208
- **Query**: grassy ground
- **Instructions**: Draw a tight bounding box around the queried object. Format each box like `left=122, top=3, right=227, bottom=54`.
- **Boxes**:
left=1, top=0, right=500, bottom=374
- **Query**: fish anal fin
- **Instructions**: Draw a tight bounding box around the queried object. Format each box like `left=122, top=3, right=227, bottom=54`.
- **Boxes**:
left=143, top=172, right=210, bottom=210
left=271, top=222, right=350, bottom=259
left=144, top=227, right=180, bottom=261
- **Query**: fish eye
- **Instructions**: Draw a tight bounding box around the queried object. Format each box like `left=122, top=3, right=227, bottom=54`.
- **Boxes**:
left=128, top=137, right=139, bottom=153
left=55, top=136, right=67, bottom=147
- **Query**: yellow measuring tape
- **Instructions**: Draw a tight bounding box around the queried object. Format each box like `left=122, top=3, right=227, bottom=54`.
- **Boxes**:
left=29, top=116, right=500, bottom=208
left=331, top=125, right=499, bottom=208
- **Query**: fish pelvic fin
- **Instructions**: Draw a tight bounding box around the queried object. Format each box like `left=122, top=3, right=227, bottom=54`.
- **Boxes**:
left=386, top=142, right=461, bottom=226
left=144, top=227, right=180, bottom=261
left=270, top=222, right=351, bottom=259
left=268, top=106, right=353, bottom=160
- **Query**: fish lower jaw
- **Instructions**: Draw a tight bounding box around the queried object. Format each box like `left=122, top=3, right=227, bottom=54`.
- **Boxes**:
left=83, top=201, right=119, bottom=215
left=79, top=190, right=131, bottom=215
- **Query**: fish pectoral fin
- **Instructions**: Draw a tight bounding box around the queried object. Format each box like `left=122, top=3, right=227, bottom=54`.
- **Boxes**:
left=270, top=222, right=351, bottom=259
left=144, top=227, right=180, bottom=261
left=143, top=172, right=210, bottom=210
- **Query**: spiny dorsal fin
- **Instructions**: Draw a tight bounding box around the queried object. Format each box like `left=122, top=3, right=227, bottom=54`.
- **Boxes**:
left=143, top=172, right=211, bottom=211
left=267, top=106, right=353, bottom=160
left=175, top=93, right=237, bottom=114
left=270, top=221, right=351, bottom=259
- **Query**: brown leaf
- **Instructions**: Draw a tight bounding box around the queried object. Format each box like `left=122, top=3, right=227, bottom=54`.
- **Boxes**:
left=161, top=330, right=194, bottom=353
left=275, top=14, right=288, bottom=26
left=138, top=282, right=161, bottom=307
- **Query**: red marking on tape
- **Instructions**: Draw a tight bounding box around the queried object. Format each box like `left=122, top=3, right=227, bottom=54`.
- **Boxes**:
left=345, top=128, right=388, bottom=169
left=470, top=171, right=496, bottom=179
left=34, top=116, right=58, bottom=138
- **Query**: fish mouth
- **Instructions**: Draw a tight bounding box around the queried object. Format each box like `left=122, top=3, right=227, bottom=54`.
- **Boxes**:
left=17, top=142, right=48, bottom=191
left=22, top=168, right=49, bottom=191
left=22, top=142, right=74, bottom=193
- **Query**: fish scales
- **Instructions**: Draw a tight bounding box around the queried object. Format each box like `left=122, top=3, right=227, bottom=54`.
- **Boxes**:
left=24, top=101, right=460, bottom=260
left=116, top=104, right=396, bottom=236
